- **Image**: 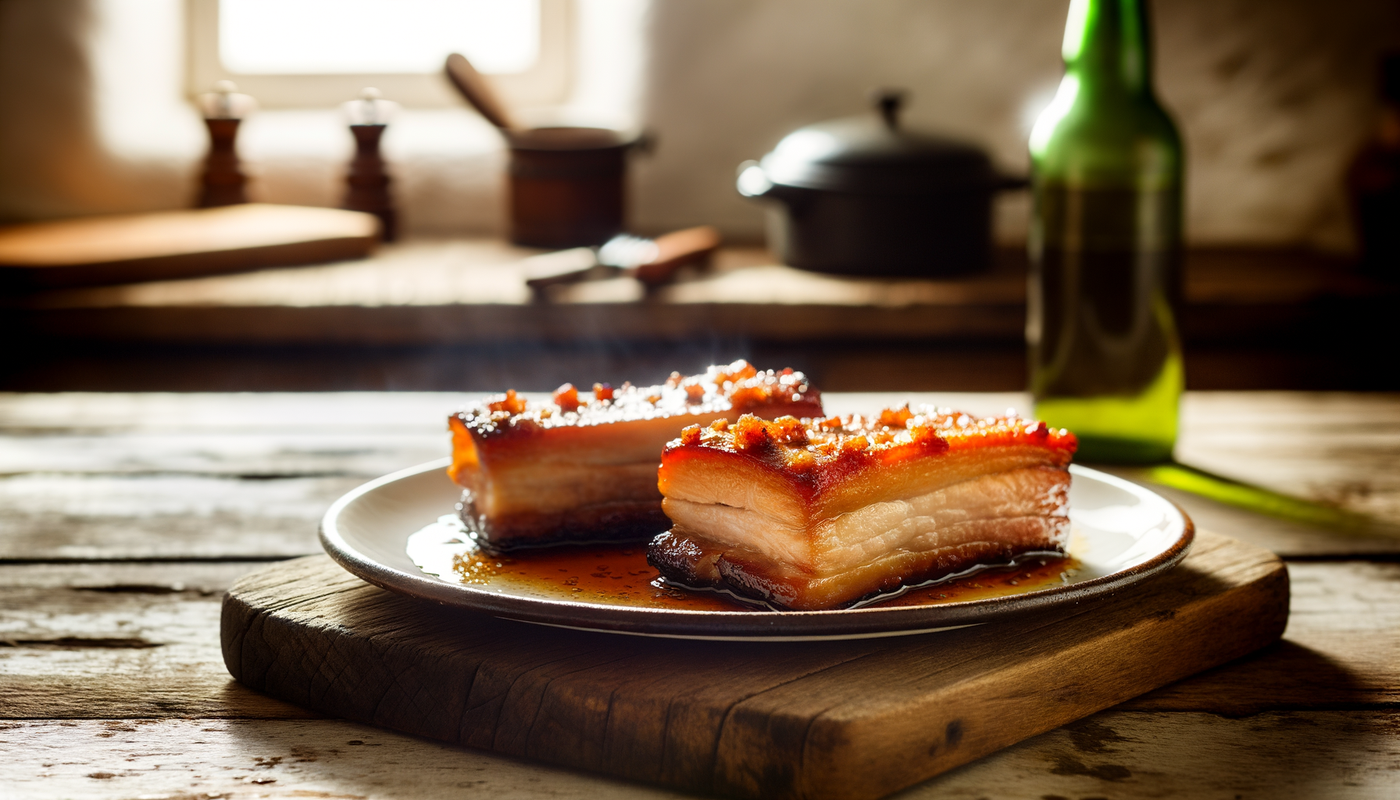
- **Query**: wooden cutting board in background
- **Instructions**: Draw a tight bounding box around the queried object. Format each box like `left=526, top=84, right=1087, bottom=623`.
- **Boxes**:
left=0, top=203, right=380, bottom=291
left=222, top=530, right=1289, bottom=800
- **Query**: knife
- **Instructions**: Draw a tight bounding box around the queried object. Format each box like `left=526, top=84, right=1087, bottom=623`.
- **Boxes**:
left=523, top=226, right=721, bottom=291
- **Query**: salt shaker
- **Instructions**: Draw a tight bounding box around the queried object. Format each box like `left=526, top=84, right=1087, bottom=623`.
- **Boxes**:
left=195, top=81, right=255, bottom=208
left=341, top=88, right=400, bottom=241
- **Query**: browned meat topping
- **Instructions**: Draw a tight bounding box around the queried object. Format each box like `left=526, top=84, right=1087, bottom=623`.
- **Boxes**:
left=552, top=383, right=580, bottom=412
left=451, top=360, right=819, bottom=439
left=668, top=406, right=1077, bottom=479
left=486, top=389, right=528, bottom=416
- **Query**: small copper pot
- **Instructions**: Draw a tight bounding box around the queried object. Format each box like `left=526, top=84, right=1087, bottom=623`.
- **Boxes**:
left=507, top=127, right=640, bottom=248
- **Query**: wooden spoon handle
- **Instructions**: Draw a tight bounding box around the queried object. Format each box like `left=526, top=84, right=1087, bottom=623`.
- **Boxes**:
left=444, top=53, right=518, bottom=132
left=630, top=226, right=721, bottom=287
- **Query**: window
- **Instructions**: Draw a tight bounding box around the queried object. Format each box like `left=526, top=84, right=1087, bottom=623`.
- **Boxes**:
left=187, top=0, right=572, bottom=108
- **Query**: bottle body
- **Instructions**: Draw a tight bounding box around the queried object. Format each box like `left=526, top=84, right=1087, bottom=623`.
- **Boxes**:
left=1028, top=0, right=1184, bottom=463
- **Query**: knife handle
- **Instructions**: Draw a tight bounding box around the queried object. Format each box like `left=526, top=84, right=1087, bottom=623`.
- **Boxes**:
left=522, top=247, right=601, bottom=289
left=630, top=226, right=721, bottom=287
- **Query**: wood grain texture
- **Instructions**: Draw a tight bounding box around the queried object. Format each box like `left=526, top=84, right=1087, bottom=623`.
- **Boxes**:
left=1107, top=470, right=1400, bottom=556
left=219, top=531, right=1289, bottom=800
left=3, top=712, right=1397, bottom=800
left=10, top=244, right=1390, bottom=348
left=0, top=474, right=358, bottom=560
left=0, top=431, right=444, bottom=477
left=1124, top=559, right=1400, bottom=714
left=0, top=562, right=317, bottom=719
left=5, top=559, right=1392, bottom=723
left=2, top=391, right=1398, bottom=800
left=2, top=392, right=1396, bottom=562
left=1175, top=392, right=1400, bottom=525
left=0, top=205, right=380, bottom=291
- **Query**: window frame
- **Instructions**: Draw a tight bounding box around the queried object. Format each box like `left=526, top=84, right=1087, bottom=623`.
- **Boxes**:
left=185, top=0, right=574, bottom=108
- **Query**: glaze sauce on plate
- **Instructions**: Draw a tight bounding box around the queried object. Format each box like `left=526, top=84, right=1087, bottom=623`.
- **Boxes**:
left=407, top=515, right=1081, bottom=612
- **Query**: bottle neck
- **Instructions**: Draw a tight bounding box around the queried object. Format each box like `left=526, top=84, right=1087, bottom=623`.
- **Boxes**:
left=1062, top=0, right=1153, bottom=97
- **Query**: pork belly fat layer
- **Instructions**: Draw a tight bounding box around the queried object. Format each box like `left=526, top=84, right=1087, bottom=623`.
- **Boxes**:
left=446, top=362, right=823, bottom=548
left=459, top=493, right=669, bottom=548
left=661, top=463, right=1070, bottom=577
left=649, top=408, right=1076, bottom=608
left=650, top=516, right=1066, bottom=610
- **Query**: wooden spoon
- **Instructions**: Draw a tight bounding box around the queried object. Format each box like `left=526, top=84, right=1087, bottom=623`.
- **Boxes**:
left=444, top=53, right=519, bottom=132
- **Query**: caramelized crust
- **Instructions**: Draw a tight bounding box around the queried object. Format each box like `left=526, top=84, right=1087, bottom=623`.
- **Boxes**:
left=447, top=361, right=822, bottom=550
left=649, top=407, right=1077, bottom=610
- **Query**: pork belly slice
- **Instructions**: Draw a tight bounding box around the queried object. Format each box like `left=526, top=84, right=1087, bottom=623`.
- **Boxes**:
left=648, top=408, right=1077, bottom=610
left=447, top=361, right=822, bottom=551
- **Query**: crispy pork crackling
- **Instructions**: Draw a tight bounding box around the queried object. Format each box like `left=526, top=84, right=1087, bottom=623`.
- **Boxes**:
left=447, top=362, right=822, bottom=551
left=648, top=407, right=1077, bottom=610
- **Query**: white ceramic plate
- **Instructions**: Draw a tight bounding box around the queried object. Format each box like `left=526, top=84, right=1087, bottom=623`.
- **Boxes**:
left=320, top=460, right=1193, bottom=640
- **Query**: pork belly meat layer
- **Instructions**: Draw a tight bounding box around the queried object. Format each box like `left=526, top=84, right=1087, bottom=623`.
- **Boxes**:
left=648, top=408, right=1076, bottom=610
left=447, top=361, right=822, bottom=550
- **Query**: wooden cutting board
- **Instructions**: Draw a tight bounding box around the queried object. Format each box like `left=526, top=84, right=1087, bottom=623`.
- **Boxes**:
left=221, top=530, right=1288, bottom=800
left=0, top=203, right=379, bottom=290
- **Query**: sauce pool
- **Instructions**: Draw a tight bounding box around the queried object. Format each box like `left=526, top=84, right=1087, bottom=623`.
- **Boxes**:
left=408, top=515, right=1082, bottom=612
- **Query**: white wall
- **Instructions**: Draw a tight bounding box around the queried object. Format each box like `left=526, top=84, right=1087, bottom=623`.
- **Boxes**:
left=633, top=0, right=1400, bottom=251
left=1, top=0, right=1396, bottom=252
left=0, top=0, right=197, bottom=218
left=0, top=0, right=643, bottom=235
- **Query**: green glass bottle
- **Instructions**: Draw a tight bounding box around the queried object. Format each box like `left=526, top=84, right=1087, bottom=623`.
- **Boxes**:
left=1028, top=0, right=1184, bottom=463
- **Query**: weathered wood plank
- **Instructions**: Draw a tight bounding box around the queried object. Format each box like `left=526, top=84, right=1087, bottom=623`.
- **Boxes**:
left=4, top=391, right=1393, bottom=515
left=1, top=390, right=1395, bottom=799
left=0, top=393, right=1012, bottom=476
left=0, top=562, right=316, bottom=719
left=931, top=710, right=1400, bottom=800
left=0, top=717, right=693, bottom=800
left=1106, top=468, right=1400, bottom=557
left=0, top=391, right=462, bottom=432
left=217, top=532, right=1291, bottom=800
left=3, top=467, right=1393, bottom=563
left=2, top=558, right=1396, bottom=722
left=1176, top=392, right=1400, bottom=524
left=4, top=392, right=1397, bottom=560
left=1125, top=559, right=1400, bottom=714
left=0, top=431, right=445, bottom=477
left=1, top=712, right=1395, bottom=800
left=0, top=474, right=358, bottom=560
left=0, top=392, right=1015, bottom=432
left=0, top=561, right=251, bottom=590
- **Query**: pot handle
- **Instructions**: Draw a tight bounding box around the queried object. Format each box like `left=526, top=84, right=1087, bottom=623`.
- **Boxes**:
left=736, top=160, right=774, bottom=198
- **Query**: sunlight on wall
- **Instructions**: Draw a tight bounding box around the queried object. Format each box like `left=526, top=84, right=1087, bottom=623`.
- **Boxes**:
left=219, top=0, right=540, bottom=75
left=1, top=0, right=1395, bottom=251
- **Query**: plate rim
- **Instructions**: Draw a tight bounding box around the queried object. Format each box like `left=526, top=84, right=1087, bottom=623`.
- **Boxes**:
left=319, top=459, right=1195, bottom=639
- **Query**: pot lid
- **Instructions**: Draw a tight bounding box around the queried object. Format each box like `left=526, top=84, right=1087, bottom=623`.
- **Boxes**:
left=758, top=91, right=994, bottom=194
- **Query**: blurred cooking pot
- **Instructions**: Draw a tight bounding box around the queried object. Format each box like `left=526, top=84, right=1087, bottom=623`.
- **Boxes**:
left=737, top=91, right=1025, bottom=276
left=508, top=126, right=643, bottom=248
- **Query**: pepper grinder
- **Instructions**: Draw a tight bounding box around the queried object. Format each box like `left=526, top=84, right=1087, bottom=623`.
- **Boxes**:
left=195, top=81, right=255, bottom=208
left=342, top=88, right=400, bottom=241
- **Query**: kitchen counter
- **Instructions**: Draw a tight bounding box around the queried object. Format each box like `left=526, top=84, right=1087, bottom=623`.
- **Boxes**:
left=1, top=390, right=1397, bottom=798
left=4, top=241, right=1397, bottom=392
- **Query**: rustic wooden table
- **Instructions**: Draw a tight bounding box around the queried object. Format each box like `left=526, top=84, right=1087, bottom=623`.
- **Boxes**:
left=2, top=391, right=1397, bottom=798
